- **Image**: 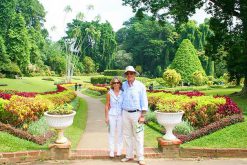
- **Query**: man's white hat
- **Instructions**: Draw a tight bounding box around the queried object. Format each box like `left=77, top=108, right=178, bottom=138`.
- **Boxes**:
left=123, top=66, right=139, bottom=77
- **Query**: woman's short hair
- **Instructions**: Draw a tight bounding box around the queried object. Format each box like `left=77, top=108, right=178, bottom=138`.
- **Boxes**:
left=110, top=76, right=122, bottom=89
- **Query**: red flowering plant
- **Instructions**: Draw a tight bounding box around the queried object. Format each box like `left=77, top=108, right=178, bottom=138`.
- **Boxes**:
left=216, top=96, right=241, bottom=116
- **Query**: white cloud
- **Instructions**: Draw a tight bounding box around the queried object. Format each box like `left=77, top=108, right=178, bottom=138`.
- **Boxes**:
left=39, top=0, right=210, bottom=41
left=39, top=0, right=134, bottom=41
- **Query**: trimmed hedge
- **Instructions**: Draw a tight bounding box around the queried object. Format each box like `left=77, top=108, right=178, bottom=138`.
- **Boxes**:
left=91, top=76, right=124, bottom=84
left=103, top=70, right=125, bottom=76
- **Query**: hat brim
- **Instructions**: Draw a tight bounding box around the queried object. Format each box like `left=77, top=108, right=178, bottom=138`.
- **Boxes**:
left=123, top=71, right=140, bottom=78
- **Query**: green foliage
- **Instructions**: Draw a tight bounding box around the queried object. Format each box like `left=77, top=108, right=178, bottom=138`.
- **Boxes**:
left=157, top=102, right=181, bottom=112
left=66, top=20, right=117, bottom=72
left=116, top=16, right=176, bottom=77
left=43, top=43, right=66, bottom=76
left=170, top=39, right=205, bottom=83
left=47, top=103, right=73, bottom=115
left=144, top=111, right=157, bottom=123
left=0, top=35, right=8, bottom=63
left=174, top=120, right=194, bottom=135
left=7, top=13, right=30, bottom=73
left=83, top=56, right=96, bottom=73
left=0, top=62, right=21, bottom=78
left=192, top=70, right=208, bottom=86
left=103, top=70, right=125, bottom=76
left=135, top=65, right=142, bottom=74
left=162, top=69, right=181, bottom=87
left=64, top=98, right=88, bottom=149
left=39, top=90, right=76, bottom=106
left=90, top=76, right=117, bottom=84
left=114, top=50, right=133, bottom=69
left=27, top=116, right=49, bottom=136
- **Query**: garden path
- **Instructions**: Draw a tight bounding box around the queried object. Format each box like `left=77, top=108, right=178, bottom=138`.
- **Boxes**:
left=76, top=92, right=108, bottom=149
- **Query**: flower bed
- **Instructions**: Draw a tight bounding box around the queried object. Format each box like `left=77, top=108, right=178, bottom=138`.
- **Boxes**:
left=148, top=92, right=241, bottom=128
left=0, top=84, right=67, bottom=100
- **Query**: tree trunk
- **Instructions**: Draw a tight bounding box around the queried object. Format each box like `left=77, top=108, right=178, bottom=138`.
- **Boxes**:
left=232, top=75, right=247, bottom=96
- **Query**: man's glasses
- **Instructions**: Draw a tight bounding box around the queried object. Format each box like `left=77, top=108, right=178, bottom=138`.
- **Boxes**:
left=113, top=82, right=120, bottom=84
left=125, top=72, right=135, bottom=75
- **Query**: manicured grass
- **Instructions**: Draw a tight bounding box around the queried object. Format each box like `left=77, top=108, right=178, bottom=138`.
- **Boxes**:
left=0, top=76, right=93, bottom=92
left=203, top=87, right=242, bottom=96
left=231, top=96, right=247, bottom=115
left=0, top=131, right=48, bottom=152
left=181, top=117, right=247, bottom=148
left=144, top=124, right=162, bottom=148
left=64, top=97, right=88, bottom=149
left=0, top=77, right=58, bottom=92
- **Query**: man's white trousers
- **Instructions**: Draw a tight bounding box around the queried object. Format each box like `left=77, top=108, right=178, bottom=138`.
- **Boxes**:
left=122, top=110, right=144, bottom=161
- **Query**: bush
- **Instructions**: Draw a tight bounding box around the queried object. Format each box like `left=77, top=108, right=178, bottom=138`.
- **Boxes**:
left=169, top=39, right=205, bottom=83
left=162, top=69, right=181, bottom=87
left=103, top=70, right=125, bottom=76
left=174, top=120, right=194, bottom=135
left=42, top=77, right=54, bottom=81
left=145, top=111, right=157, bottom=123
left=27, top=116, right=49, bottom=136
left=91, top=76, right=117, bottom=84
left=3, top=96, right=53, bottom=126
left=0, top=63, right=22, bottom=78
left=192, top=70, right=208, bottom=86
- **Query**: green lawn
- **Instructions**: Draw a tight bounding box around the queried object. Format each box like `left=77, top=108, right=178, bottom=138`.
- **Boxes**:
left=144, top=125, right=162, bottom=148
left=0, top=131, right=48, bottom=152
left=0, top=76, right=92, bottom=92
left=203, top=87, right=242, bottom=96
left=65, top=97, right=88, bottom=149
left=181, top=117, right=247, bottom=148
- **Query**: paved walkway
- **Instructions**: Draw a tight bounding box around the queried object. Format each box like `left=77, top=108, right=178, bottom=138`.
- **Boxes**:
left=34, top=158, right=247, bottom=165
left=76, top=92, right=108, bottom=149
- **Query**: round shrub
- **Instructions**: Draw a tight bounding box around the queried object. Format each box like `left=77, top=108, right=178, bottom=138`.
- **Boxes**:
left=174, top=120, right=194, bottom=135
left=162, top=69, right=181, bottom=87
left=192, top=70, right=208, bottom=86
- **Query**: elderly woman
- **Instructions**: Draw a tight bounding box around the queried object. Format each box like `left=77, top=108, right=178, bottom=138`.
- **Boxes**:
left=105, top=77, right=123, bottom=158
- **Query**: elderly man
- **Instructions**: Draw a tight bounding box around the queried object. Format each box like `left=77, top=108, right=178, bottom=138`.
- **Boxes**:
left=121, top=66, right=148, bottom=165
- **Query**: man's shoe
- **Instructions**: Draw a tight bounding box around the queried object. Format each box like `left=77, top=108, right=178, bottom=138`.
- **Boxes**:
left=109, top=151, right=114, bottom=158
left=121, top=157, right=134, bottom=162
left=138, top=160, right=146, bottom=165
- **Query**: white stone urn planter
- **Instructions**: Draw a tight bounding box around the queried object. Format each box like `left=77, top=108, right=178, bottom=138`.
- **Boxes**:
left=44, top=111, right=76, bottom=144
left=155, top=111, right=184, bottom=140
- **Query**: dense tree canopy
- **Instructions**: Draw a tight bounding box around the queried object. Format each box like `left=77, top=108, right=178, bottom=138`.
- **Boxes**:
left=122, top=0, right=247, bottom=94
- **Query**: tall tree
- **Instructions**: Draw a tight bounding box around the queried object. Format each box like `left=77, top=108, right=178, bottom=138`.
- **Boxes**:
left=6, top=13, right=30, bottom=73
left=0, top=0, right=16, bottom=38
left=123, top=0, right=247, bottom=95
left=116, top=16, right=177, bottom=77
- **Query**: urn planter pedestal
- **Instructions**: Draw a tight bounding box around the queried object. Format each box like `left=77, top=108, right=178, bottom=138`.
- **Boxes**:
left=155, top=111, right=184, bottom=141
left=44, top=111, right=76, bottom=144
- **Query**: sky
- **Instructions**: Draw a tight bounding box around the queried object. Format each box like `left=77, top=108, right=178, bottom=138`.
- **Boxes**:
left=39, top=0, right=210, bottom=41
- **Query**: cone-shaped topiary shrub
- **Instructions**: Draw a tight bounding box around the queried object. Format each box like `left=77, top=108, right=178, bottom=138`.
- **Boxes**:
left=170, top=39, right=205, bottom=83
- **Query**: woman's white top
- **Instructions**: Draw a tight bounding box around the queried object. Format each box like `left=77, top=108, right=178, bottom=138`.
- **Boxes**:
left=108, top=89, right=123, bottom=116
